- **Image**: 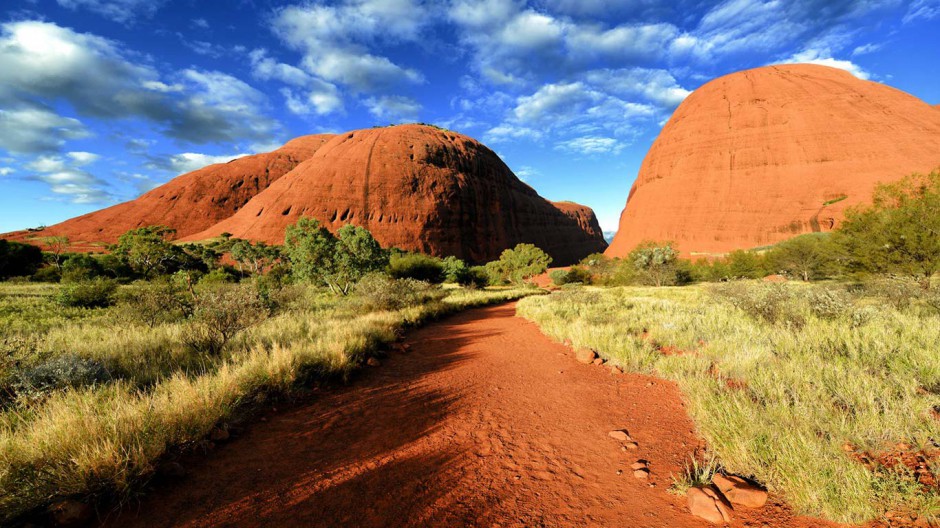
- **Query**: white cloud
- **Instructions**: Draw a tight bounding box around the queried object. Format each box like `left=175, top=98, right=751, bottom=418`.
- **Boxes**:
left=56, top=0, right=169, bottom=24
left=0, top=107, right=89, bottom=154
left=249, top=49, right=311, bottom=87
left=0, top=167, right=13, bottom=176
left=165, top=152, right=250, bottom=174
left=555, top=136, right=626, bottom=155
left=365, top=95, right=422, bottom=121
left=67, top=151, right=100, bottom=165
left=0, top=21, right=278, bottom=147
left=271, top=1, right=427, bottom=93
left=513, top=165, right=540, bottom=182
left=484, top=124, right=542, bottom=143
left=583, top=68, right=690, bottom=108
left=904, top=0, right=940, bottom=23
left=852, top=42, right=882, bottom=56
left=784, top=49, right=870, bottom=80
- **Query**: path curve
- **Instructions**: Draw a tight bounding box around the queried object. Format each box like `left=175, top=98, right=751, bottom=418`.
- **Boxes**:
left=104, top=303, right=842, bottom=528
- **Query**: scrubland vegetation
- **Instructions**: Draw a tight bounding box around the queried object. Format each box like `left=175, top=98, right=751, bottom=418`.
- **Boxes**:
left=520, top=171, right=940, bottom=523
left=0, top=219, right=550, bottom=523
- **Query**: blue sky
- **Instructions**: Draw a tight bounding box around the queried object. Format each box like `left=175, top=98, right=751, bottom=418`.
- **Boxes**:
left=0, top=0, right=938, bottom=235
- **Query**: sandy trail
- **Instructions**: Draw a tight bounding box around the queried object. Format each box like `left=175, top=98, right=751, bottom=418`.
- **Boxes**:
left=105, top=302, right=840, bottom=528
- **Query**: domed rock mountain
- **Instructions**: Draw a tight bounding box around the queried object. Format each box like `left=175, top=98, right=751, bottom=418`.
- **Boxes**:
left=7, top=125, right=607, bottom=264
left=4, top=134, right=336, bottom=251
left=606, top=64, right=940, bottom=258
left=186, top=124, right=607, bottom=264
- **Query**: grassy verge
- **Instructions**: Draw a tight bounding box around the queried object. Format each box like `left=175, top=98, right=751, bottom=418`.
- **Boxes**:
left=0, top=283, right=537, bottom=522
left=517, top=283, right=940, bottom=524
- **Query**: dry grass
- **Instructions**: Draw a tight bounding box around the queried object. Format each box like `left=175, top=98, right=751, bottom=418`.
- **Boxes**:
left=0, top=281, right=536, bottom=522
left=517, top=282, right=940, bottom=524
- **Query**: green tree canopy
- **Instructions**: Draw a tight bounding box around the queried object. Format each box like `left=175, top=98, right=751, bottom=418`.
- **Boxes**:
left=284, top=218, right=388, bottom=294
left=486, top=243, right=552, bottom=285
left=113, top=226, right=182, bottom=278
left=836, top=170, right=940, bottom=288
left=230, top=240, right=281, bottom=275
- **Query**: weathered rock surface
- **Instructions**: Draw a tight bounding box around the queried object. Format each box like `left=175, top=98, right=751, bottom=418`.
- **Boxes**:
left=712, top=474, right=768, bottom=508
left=187, top=124, right=607, bottom=264
left=575, top=348, right=598, bottom=364
left=5, top=135, right=335, bottom=250
left=687, top=486, right=733, bottom=524
left=607, top=64, right=940, bottom=258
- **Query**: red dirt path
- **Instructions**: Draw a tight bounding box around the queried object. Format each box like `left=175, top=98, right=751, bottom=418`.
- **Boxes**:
left=103, top=303, right=844, bottom=528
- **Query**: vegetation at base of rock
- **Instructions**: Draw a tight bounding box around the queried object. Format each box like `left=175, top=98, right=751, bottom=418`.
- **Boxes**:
left=484, top=243, right=552, bottom=285
left=0, top=217, right=549, bottom=523
left=518, top=282, right=940, bottom=523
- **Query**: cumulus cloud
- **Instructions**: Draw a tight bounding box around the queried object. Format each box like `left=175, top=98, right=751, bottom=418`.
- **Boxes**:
left=271, top=1, right=426, bottom=93
left=163, top=152, right=250, bottom=174
left=784, top=49, right=870, bottom=79
left=365, top=95, right=422, bottom=121
left=0, top=20, right=277, bottom=148
left=0, top=107, right=89, bottom=154
left=23, top=150, right=112, bottom=203
left=555, top=136, right=626, bottom=155
left=56, top=0, right=169, bottom=24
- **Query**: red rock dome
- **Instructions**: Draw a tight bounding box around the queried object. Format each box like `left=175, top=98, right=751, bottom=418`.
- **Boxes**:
left=188, top=124, right=607, bottom=264
left=606, top=64, right=940, bottom=258
left=5, top=135, right=335, bottom=250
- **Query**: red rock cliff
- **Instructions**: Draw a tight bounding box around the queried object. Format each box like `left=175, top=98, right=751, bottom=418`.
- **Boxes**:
left=606, top=64, right=940, bottom=258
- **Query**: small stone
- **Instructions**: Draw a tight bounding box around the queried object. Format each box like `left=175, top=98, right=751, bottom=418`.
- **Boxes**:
left=563, top=338, right=572, bottom=347
left=712, top=474, right=768, bottom=508
left=616, top=469, right=623, bottom=475
left=575, top=348, right=598, bottom=364
left=367, top=357, right=382, bottom=367
left=624, top=441, right=639, bottom=450
left=48, top=500, right=93, bottom=527
left=609, top=429, right=632, bottom=442
left=609, top=365, right=624, bottom=375
left=633, top=468, right=650, bottom=479
left=631, top=461, right=648, bottom=470
left=593, top=357, right=605, bottom=366
left=687, top=486, right=733, bottom=525
left=209, top=427, right=230, bottom=442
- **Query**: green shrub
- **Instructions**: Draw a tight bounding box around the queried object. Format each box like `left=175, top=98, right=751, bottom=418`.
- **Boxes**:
left=119, top=279, right=193, bottom=328
left=56, top=278, right=118, bottom=308
left=804, top=287, right=853, bottom=320
left=389, top=252, right=445, bottom=283
left=197, top=267, right=237, bottom=286
left=353, top=273, right=445, bottom=311
left=485, top=244, right=552, bottom=285
left=182, top=284, right=269, bottom=356
left=12, top=355, right=112, bottom=404
left=710, top=282, right=805, bottom=327
left=550, top=267, right=592, bottom=286
left=0, top=240, right=43, bottom=280
left=441, top=256, right=470, bottom=284
left=865, top=277, right=922, bottom=311
left=464, top=266, right=490, bottom=289
left=29, top=266, right=61, bottom=283
left=60, top=254, right=104, bottom=282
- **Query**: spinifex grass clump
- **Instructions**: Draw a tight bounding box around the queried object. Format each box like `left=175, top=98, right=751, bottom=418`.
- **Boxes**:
left=518, top=282, right=940, bottom=523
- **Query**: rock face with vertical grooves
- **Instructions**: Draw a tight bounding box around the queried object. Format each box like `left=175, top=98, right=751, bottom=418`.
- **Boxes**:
left=6, top=135, right=335, bottom=249
left=187, top=124, right=607, bottom=264
left=606, top=64, right=940, bottom=258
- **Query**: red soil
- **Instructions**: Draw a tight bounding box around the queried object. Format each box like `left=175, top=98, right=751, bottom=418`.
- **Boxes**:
left=186, top=125, right=607, bottom=265
left=102, top=303, right=843, bottom=528
left=3, top=135, right=335, bottom=250
left=607, top=64, right=940, bottom=258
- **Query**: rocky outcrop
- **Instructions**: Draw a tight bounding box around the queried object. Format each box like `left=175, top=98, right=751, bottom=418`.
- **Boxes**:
left=607, top=64, right=940, bottom=258
left=5, top=135, right=335, bottom=249
left=188, top=124, right=607, bottom=264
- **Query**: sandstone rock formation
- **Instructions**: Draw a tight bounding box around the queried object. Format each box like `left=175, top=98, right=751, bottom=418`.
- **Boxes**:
left=5, top=135, right=335, bottom=250
left=607, top=64, right=940, bottom=258
left=188, top=124, right=607, bottom=264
